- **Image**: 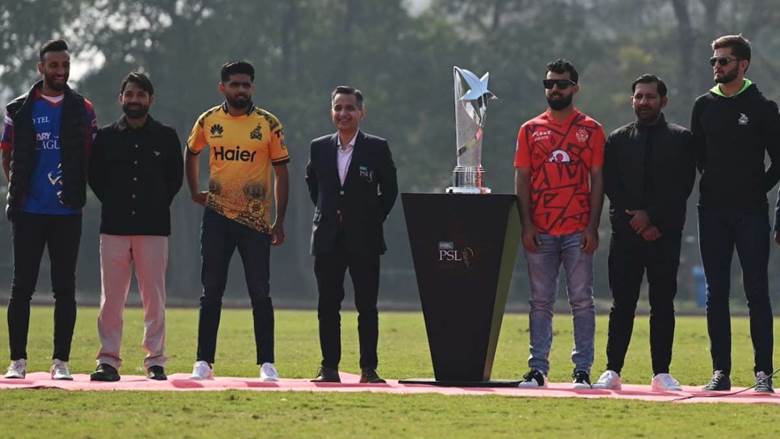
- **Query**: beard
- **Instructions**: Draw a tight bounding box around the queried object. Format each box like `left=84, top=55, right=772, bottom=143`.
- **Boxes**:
left=44, top=72, right=68, bottom=91
left=547, top=93, right=573, bottom=111
left=122, top=103, right=149, bottom=119
left=227, top=95, right=250, bottom=109
left=634, top=106, right=660, bottom=124
left=715, top=67, right=738, bottom=84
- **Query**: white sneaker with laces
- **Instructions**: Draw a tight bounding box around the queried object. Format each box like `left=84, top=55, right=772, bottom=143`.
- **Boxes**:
left=50, top=359, right=73, bottom=380
left=190, top=360, right=214, bottom=380
left=651, top=373, right=682, bottom=391
left=260, top=362, right=279, bottom=382
left=592, top=370, right=622, bottom=390
left=4, top=359, right=27, bottom=379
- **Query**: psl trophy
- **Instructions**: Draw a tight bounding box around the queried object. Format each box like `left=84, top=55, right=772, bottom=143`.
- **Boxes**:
left=446, top=66, right=496, bottom=194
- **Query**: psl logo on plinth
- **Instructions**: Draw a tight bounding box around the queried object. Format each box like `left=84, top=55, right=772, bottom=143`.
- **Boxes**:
left=438, top=241, right=476, bottom=269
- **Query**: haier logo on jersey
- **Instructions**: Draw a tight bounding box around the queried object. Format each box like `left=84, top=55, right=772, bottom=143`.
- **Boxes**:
left=35, top=132, right=59, bottom=150
left=213, top=145, right=256, bottom=162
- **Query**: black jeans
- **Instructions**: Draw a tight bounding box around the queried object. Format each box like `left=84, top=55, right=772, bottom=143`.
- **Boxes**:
left=7, top=213, right=82, bottom=361
left=606, top=224, right=680, bottom=375
left=698, top=207, right=773, bottom=375
left=196, top=208, right=274, bottom=365
left=314, top=229, right=380, bottom=370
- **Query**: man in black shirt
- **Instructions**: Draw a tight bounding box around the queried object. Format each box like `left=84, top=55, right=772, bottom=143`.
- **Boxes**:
left=593, top=74, right=695, bottom=391
left=692, top=34, right=780, bottom=393
left=88, top=72, right=183, bottom=381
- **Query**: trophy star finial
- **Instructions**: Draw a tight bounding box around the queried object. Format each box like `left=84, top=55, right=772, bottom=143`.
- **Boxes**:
left=456, top=67, right=496, bottom=102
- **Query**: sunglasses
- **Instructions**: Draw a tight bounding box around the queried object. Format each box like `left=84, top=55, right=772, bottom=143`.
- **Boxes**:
left=543, top=79, right=576, bottom=90
left=709, top=56, right=739, bottom=67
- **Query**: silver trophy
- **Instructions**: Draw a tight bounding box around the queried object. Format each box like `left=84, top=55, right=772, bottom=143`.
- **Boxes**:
left=446, top=66, right=496, bottom=194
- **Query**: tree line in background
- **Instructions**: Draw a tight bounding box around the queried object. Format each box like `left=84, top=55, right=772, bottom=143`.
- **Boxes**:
left=2, top=0, right=780, bottom=307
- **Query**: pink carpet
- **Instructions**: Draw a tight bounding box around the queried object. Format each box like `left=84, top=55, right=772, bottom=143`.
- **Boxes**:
left=2, top=372, right=778, bottom=404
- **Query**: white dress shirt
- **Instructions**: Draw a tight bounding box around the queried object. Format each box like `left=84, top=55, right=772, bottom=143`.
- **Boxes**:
left=337, top=132, right=358, bottom=186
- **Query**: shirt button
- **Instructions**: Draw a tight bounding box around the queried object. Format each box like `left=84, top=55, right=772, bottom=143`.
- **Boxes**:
left=133, top=177, right=138, bottom=182
left=134, top=144, right=139, bottom=149
left=339, top=190, right=344, bottom=195
left=131, top=194, right=136, bottom=199
left=134, top=160, right=138, bottom=165
left=131, top=210, right=136, bottom=215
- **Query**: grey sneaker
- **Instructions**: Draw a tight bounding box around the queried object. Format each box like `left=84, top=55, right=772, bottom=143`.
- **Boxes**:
left=4, top=359, right=27, bottom=379
left=50, top=359, right=73, bottom=380
left=703, top=370, right=730, bottom=391
left=755, top=371, right=774, bottom=393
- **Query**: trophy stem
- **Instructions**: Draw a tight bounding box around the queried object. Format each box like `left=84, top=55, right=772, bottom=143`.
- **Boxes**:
left=446, top=165, right=491, bottom=194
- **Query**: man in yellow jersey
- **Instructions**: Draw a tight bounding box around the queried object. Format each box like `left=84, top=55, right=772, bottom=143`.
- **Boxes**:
left=185, top=61, right=289, bottom=381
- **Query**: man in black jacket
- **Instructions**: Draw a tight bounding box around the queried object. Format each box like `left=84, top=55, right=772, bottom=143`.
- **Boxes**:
left=88, top=72, right=183, bottom=382
left=692, top=34, right=780, bottom=393
left=1, top=39, right=97, bottom=380
left=305, top=86, right=398, bottom=383
left=593, top=74, right=695, bottom=391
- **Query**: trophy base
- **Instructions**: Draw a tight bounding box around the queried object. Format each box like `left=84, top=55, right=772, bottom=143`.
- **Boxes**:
left=446, top=186, right=492, bottom=194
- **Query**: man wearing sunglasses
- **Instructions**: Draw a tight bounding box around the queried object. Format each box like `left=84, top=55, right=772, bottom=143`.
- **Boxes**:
left=691, top=34, right=780, bottom=393
left=514, top=59, right=605, bottom=389
left=593, top=74, right=695, bottom=392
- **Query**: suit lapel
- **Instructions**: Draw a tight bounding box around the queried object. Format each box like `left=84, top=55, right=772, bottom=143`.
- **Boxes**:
left=343, top=130, right=364, bottom=188
left=327, top=133, right=342, bottom=188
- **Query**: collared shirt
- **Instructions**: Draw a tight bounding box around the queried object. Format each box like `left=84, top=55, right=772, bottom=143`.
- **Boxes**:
left=337, top=132, right=357, bottom=185
left=88, top=115, right=183, bottom=236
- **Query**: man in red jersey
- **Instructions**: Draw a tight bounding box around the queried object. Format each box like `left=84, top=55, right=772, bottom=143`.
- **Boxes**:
left=514, top=59, right=605, bottom=389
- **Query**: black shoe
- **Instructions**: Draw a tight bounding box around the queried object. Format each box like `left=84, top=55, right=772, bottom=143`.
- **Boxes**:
left=147, top=365, right=167, bottom=381
left=360, top=369, right=386, bottom=384
left=755, top=371, right=775, bottom=393
left=703, top=370, right=731, bottom=391
left=90, top=363, right=120, bottom=382
left=311, top=367, right=340, bottom=383
left=572, top=370, right=591, bottom=389
left=518, top=368, right=546, bottom=388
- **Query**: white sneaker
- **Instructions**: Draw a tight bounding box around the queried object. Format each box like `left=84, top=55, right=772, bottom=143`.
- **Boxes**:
left=260, top=362, right=279, bottom=382
left=592, top=370, right=622, bottom=390
left=518, top=369, right=547, bottom=388
left=50, top=359, right=73, bottom=380
left=4, top=359, right=27, bottom=379
left=651, top=373, right=682, bottom=391
left=190, top=361, right=214, bottom=380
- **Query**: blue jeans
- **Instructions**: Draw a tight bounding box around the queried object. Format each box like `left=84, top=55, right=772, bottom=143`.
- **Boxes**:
left=524, top=232, right=595, bottom=375
left=196, top=208, right=274, bottom=365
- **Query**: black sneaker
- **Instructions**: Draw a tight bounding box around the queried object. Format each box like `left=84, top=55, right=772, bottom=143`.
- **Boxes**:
left=755, top=371, right=774, bottom=393
left=147, top=365, right=167, bottom=381
left=90, top=363, right=120, bottom=382
left=703, top=370, right=730, bottom=391
left=572, top=370, right=591, bottom=389
left=518, top=369, right=546, bottom=388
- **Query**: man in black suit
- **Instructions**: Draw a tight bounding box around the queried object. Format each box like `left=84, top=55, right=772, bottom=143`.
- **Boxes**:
left=305, top=86, right=398, bottom=383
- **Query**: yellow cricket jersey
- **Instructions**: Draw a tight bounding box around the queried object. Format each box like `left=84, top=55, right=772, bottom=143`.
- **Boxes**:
left=188, top=103, right=289, bottom=233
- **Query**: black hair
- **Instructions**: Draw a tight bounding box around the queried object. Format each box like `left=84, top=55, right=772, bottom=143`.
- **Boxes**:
left=120, top=71, right=154, bottom=96
left=546, top=58, right=579, bottom=84
left=331, top=85, right=364, bottom=108
left=220, top=60, right=255, bottom=82
left=631, top=74, right=667, bottom=97
left=39, top=39, right=69, bottom=61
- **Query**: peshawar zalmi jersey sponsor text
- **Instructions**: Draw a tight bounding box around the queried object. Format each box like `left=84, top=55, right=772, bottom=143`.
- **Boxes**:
left=188, top=103, right=289, bottom=232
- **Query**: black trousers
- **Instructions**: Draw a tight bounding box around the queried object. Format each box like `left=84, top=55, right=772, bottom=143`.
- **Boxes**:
left=698, top=207, right=773, bottom=375
left=196, top=208, right=274, bottom=365
left=314, top=230, right=380, bottom=370
left=606, top=224, right=680, bottom=375
left=7, top=212, right=82, bottom=361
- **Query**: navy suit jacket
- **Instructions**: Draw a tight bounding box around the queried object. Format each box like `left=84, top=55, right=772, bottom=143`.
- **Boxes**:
left=305, top=130, right=398, bottom=256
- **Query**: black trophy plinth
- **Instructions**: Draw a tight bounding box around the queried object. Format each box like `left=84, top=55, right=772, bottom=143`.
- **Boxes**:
left=399, top=193, right=521, bottom=387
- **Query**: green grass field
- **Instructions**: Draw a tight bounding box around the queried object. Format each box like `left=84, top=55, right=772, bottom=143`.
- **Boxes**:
left=0, top=306, right=778, bottom=438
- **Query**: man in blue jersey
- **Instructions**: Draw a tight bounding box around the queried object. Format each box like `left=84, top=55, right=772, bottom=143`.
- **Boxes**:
left=1, top=39, right=97, bottom=380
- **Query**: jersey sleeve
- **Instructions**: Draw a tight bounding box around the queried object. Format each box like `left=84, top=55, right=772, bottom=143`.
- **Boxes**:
left=590, top=124, right=606, bottom=168
left=514, top=124, right=531, bottom=168
left=269, top=118, right=289, bottom=165
left=187, top=112, right=208, bottom=154
left=1, top=114, right=13, bottom=152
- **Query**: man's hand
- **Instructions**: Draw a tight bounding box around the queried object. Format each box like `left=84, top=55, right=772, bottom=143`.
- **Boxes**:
left=775, top=230, right=780, bottom=246
left=625, top=209, right=651, bottom=234
left=271, top=222, right=285, bottom=246
left=522, top=223, right=540, bottom=252
left=641, top=225, right=663, bottom=241
left=581, top=226, right=599, bottom=254
left=191, top=191, right=208, bottom=206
